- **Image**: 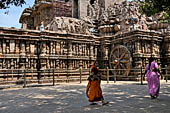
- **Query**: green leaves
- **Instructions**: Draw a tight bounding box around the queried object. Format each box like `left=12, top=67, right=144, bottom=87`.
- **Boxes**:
left=0, top=0, right=26, bottom=9
left=139, top=0, right=170, bottom=23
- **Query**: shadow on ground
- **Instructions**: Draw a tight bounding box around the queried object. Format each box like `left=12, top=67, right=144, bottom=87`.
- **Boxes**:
left=0, top=81, right=170, bottom=113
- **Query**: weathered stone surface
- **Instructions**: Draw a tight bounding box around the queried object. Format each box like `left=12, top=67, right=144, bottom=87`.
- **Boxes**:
left=46, top=17, right=91, bottom=35
left=1, top=0, right=170, bottom=81
left=19, top=0, right=72, bottom=30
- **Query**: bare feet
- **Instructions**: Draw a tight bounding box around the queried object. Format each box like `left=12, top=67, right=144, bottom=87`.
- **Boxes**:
left=150, top=94, right=156, bottom=99
left=90, top=102, right=98, bottom=105
left=102, top=101, right=109, bottom=105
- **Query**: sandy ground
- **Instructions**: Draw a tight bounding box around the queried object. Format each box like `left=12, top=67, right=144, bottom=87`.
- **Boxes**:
left=0, top=80, right=170, bottom=113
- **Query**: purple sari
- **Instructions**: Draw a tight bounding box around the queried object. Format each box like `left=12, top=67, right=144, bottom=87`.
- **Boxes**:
left=145, top=61, right=160, bottom=97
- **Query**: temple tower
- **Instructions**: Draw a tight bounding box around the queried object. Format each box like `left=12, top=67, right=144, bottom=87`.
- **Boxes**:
left=72, top=0, right=125, bottom=19
left=72, top=0, right=88, bottom=19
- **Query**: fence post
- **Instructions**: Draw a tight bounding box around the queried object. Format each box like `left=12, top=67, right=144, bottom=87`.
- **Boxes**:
left=107, top=67, right=109, bottom=83
left=114, top=67, right=116, bottom=83
left=141, top=67, right=143, bottom=85
left=53, top=69, right=55, bottom=86
left=43, top=70, right=45, bottom=79
left=165, top=65, right=168, bottom=83
left=12, top=70, right=14, bottom=80
left=31, top=69, right=33, bottom=79
left=23, top=70, right=26, bottom=88
left=80, top=67, right=82, bottom=83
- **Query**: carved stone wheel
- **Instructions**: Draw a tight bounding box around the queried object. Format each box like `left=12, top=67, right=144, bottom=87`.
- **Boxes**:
left=109, top=45, right=132, bottom=76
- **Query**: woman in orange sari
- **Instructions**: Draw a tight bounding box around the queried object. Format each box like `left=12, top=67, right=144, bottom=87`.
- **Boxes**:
left=86, top=61, right=108, bottom=105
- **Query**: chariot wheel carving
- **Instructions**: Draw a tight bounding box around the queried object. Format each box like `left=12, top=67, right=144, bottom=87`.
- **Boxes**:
left=109, top=45, right=132, bottom=76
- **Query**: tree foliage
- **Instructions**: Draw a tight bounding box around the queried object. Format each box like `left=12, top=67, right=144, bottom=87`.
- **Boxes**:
left=139, top=0, right=170, bottom=22
left=0, top=0, right=26, bottom=9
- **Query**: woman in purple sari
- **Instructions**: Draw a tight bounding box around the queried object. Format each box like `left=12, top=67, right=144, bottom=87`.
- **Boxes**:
left=144, top=57, right=161, bottom=99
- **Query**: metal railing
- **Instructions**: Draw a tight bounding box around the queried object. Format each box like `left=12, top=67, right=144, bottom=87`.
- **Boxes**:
left=99, top=67, right=170, bottom=84
left=0, top=67, right=89, bottom=87
left=0, top=66, right=169, bottom=87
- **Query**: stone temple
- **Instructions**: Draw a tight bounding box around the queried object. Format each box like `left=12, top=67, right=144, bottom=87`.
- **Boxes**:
left=0, top=0, right=170, bottom=83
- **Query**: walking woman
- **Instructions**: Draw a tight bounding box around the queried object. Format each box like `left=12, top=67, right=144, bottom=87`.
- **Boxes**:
left=144, top=57, right=161, bottom=99
left=86, top=61, right=108, bottom=105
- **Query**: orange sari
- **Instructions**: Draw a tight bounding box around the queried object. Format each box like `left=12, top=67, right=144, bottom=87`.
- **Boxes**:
left=86, top=80, right=104, bottom=102
left=86, top=62, right=104, bottom=102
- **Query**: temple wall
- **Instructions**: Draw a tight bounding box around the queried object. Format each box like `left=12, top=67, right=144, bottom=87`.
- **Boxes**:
left=100, top=30, right=163, bottom=78
left=0, top=27, right=97, bottom=81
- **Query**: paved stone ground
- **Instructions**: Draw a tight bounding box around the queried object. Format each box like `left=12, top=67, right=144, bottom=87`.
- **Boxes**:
left=0, top=81, right=170, bottom=113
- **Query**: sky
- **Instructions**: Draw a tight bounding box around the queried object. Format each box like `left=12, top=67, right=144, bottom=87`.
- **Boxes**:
left=0, top=0, right=133, bottom=29
left=0, top=0, right=34, bottom=28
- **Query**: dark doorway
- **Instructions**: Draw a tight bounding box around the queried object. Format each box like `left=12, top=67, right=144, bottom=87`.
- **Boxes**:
left=73, top=0, right=79, bottom=18
left=90, top=0, right=95, bottom=5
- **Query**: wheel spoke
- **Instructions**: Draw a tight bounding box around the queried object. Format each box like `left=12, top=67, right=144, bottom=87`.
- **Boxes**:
left=118, top=48, right=120, bottom=58
left=115, top=62, right=120, bottom=69
left=122, top=63, right=127, bottom=69
left=111, top=54, right=117, bottom=59
left=111, top=61, right=117, bottom=64
left=120, top=51, right=128, bottom=60
left=119, top=48, right=125, bottom=56
left=120, top=63, right=125, bottom=69
left=114, top=49, right=119, bottom=58
left=110, top=45, right=131, bottom=76
left=120, top=60, right=129, bottom=64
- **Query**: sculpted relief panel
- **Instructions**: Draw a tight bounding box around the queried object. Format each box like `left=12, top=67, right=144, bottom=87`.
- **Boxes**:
left=46, top=17, right=91, bottom=35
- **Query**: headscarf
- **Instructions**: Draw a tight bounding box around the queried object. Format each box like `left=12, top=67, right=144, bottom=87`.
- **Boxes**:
left=91, top=61, right=100, bottom=75
left=91, top=61, right=97, bottom=68
left=88, top=61, right=101, bottom=81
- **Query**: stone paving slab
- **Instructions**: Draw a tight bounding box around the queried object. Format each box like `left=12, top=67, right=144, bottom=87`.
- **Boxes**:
left=0, top=81, right=170, bottom=113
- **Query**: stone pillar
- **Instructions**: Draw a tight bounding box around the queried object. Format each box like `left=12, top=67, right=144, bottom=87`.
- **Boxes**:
left=68, top=60, right=73, bottom=69
left=72, top=44, right=76, bottom=55
left=95, top=46, right=97, bottom=58
left=56, top=42, right=60, bottom=55
left=68, top=41, right=72, bottom=56
left=84, top=44, right=87, bottom=56
left=46, top=41, right=50, bottom=55
left=40, top=59, right=46, bottom=70
left=22, top=23, right=27, bottom=29
left=56, top=59, right=60, bottom=69
left=16, top=40, right=20, bottom=54
left=30, top=44, right=35, bottom=55
left=75, top=44, right=79, bottom=56
left=2, top=40, right=6, bottom=54
left=105, top=47, right=108, bottom=60
left=10, top=40, right=15, bottom=54
left=26, top=41, right=30, bottom=54
left=41, top=42, right=46, bottom=56
left=26, top=58, right=29, bottom=69
left=20, top=58, right=25, bottom=69
left=20, top=43, right=26, bottom=55
left=153, top=43, right=156, bottom=55
left=53, top=42, right=56, bottom=55
left=0, top=41, right=2, bottom=55
left=50, top=42, right=55, bottom=54
left=46, top=60, right=50, bottom=69
left=90, top=45, right=93, bottom=57
left=0, top=59, right=2, bottom=69
left=7, top=59, right=10, bottom=69
left=6, top=40, right=10, bottom=54
left=147, top=43, right=151, bottom=53
left=79, top=44, right=82, bottom=56
left=135, top=42, right=141, bottom=53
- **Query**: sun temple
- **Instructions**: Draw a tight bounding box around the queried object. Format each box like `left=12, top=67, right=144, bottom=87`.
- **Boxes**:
left=0, top=0, right=170, bottom=83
